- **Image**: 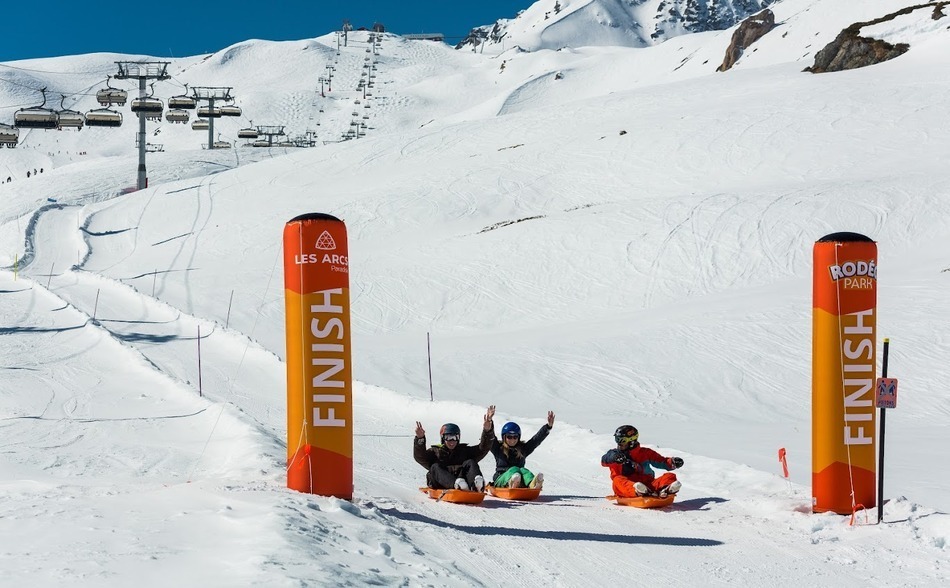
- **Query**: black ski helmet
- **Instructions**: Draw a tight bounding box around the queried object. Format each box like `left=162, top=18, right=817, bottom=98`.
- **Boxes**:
left=614, top=425, right=639, bottom=445
left=440, top=423, right=460, bottom=442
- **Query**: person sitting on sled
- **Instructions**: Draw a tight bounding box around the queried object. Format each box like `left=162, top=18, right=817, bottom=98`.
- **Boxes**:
left=490, top=411, right=555, bottom=489
left=601, top=425, right=684, bottom=497
left=414, top=405, right=495, bottom=492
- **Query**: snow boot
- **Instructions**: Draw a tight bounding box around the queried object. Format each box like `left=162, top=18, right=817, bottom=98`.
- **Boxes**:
left=508, top=473, right=523, bottom=488
left=667, top=480, right=682, bottom=494
left=454, top=478, right=470, bottom=491
left=529, top=473, right=544, bottom=489
left=633, top=482, right=650, bottom=496
left=474, top=475, right=485, bottom=492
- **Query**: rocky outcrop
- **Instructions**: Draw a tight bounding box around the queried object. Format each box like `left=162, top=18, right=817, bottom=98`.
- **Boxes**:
left=716, top=9, right=775, bottom=72
left=805, top=2, right=948, bottom=73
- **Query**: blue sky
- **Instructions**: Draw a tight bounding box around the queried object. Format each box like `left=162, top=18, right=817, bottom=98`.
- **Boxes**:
left=4, top=1, right=533, bottom=62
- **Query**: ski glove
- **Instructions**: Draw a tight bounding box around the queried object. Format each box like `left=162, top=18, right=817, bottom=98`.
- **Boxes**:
left=613, top=450, right=629, bottom=464
left=672, top=457, right=684, bottom=468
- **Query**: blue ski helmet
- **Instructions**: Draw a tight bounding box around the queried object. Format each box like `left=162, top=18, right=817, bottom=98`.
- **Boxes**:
left=440, top=423, right=460, bottom=442
left=501, top=422, right=521, bottom=439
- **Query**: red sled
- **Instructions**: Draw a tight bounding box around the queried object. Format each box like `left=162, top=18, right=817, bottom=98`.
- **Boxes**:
left=606, top=494, right=676, bottom=508
left=487, top=485, right=542, bottom=501
left=419, top=487, right=486, bottom=504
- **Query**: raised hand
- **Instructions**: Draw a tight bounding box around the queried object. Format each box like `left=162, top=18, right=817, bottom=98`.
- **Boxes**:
left=415, top=421, right=425, bottom=438
left=672, top=456, right=684, bottom=468
left=484, top=405, right=496, bottom=430
left=547, top=411, right=555, bottom=428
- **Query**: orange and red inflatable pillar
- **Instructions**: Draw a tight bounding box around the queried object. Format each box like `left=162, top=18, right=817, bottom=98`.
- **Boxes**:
left=812, top=232, right=877, bottom=514
left=283, top=213, right=353, bottom=499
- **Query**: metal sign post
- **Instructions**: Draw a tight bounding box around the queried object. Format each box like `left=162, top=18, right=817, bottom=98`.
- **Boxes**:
left=875, top=338, right=898, bottom=523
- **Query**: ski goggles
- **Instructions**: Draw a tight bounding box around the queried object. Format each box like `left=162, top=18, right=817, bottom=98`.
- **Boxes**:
left=443, top=435, right=459, bottom=443
left=504, top=434, right=520, bottom=440
left=617, top=434, right=639, bottom=445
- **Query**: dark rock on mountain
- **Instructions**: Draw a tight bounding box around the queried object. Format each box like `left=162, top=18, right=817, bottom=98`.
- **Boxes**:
left=716, top=9, right=775, bottom=72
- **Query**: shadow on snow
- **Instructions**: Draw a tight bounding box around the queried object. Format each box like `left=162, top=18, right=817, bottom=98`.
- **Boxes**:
left=377, top=506, right=723, bottom=546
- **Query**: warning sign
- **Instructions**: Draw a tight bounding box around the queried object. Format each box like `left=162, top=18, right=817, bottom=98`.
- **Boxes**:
left=875, top=377, right=898, bottom=409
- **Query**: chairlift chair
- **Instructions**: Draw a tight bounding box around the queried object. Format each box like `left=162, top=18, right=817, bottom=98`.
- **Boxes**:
left=166, top=109, right=190, bottom=124
left=168, top=95, right=197, bottom=109
left=168, top=85, right=197, bottom=109
left=197, top=106, right=222, bottom=118
left=251, top=139, right=270, bottom=147
left=238, top=127, right=259, bottom=139
left=192, top=119, right=210, bottom=130
left=85, top=108, right=123, bottom=127
left=212, top=141, right=231, bottom=149
left=220, top=105, right=242, bottom=117
left=97, top=77, right=128, bottom=106
left=56, top=95, right=85, bottom=130
left=14, top=89, right=59, bottom=129
left=131, top=97, right=164, bottom=116
left=0, top=123, right=19, bottom=147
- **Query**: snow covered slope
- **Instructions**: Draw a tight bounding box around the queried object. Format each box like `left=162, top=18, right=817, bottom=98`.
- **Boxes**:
left=1, top=0, right=949, bottom=585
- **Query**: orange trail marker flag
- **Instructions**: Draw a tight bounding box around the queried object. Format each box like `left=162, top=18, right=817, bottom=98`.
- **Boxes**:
left=778, top=448, right=789, bottom=479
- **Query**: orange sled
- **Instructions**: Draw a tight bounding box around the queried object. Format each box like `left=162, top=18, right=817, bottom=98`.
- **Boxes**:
left=606, top=494, right=675, bottom=508
left=419, top=487, right=486, bottom=504
left=487, top=486, right=542, bottom=501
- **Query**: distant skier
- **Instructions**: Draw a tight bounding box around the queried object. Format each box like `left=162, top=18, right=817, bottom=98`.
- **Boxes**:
left=489, top=411, right=554, bottom=489
left=601, top=425, right=684, bottom=497
left=414, top=405, right=495, bottom=491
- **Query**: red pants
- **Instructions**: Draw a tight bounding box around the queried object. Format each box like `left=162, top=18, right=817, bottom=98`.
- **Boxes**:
left=612, top=472, right=677, bottom=497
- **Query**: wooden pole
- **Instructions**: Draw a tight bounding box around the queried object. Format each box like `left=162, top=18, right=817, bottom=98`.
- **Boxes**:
left=197, top=325, right=203, bottom=397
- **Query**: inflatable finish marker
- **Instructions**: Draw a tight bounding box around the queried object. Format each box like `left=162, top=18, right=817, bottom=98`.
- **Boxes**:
left=284, top=213, right=353, bottom=499
left=812, top=232, right=877, bottom=514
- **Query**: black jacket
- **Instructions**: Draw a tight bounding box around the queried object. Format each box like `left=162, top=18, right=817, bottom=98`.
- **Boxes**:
left=489, top=424, right=551, bottom=482
left=413, top=426, right=494, bottom=475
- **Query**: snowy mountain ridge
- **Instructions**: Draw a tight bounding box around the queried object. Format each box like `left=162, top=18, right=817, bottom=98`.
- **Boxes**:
left=456, top=0, right=776, bottom=52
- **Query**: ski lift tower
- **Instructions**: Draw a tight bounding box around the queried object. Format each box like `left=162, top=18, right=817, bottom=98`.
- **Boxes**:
left=342, top=20, right=352, bottom=47
left=114, top=61, right=170, bottom=190
left=190, top=86, right=234, bottom=150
